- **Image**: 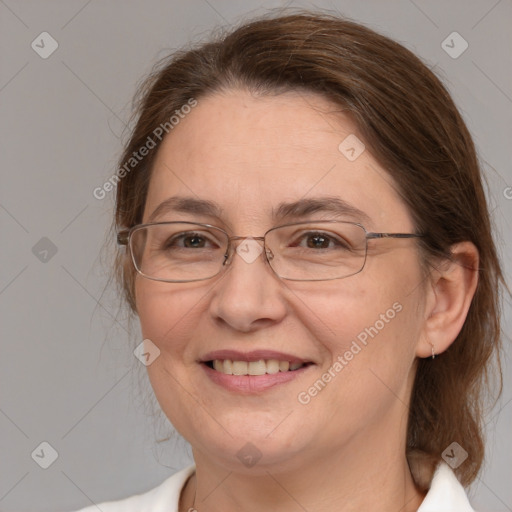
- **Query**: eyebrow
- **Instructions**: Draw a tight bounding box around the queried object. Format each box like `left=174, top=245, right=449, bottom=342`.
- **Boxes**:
left=148, top=196, right=224, bottom=222
left=147, top=195, right=372, bottom=226
left=274, top=196, right=372, bottom=225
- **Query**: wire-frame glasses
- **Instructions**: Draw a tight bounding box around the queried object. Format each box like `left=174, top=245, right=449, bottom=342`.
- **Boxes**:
left=116, top=220, right=424, bottom=283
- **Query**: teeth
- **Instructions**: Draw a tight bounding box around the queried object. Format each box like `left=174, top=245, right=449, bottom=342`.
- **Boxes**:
left=210, top=359, right=305, bottom=375
left=223, top=359, right=233, bottom=375
left=248, top=360, right=267, bottom=376
left=266, top=359, right=280, bottom=374
left=232, top=360, right=248, bottom=375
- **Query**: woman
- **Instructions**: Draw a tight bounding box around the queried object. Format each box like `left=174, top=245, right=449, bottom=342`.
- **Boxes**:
left=76, top=10, right=506, bottom=512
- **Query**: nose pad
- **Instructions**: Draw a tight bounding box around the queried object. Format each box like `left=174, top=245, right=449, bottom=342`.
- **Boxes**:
left=222, top=249, right=232, bottom=267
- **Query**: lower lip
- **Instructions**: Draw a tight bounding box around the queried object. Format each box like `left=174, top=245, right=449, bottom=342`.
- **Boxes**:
left=201, top=363, right=312, bottom=393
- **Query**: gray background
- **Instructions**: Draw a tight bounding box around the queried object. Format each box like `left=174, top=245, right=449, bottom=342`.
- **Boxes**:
left=1, top=0, right=511, bottom=510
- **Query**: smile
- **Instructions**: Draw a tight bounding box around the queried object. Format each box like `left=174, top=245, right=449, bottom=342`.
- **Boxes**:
left=206, top=359, right=306, bottom=375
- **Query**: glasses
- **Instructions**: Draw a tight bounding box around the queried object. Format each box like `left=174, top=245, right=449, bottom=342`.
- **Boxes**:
left=117, top=221, right=424, bottom=283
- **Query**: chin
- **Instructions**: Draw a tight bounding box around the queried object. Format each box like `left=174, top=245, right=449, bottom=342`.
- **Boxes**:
left=184, top=416, right=313, bottom=473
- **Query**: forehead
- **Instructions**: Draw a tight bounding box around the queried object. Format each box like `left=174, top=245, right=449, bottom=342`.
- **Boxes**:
left=144, top=89, right=413, bottom=231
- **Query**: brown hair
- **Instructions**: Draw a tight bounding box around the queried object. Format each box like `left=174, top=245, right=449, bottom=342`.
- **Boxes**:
left=113, top=10, right=506, bottom=487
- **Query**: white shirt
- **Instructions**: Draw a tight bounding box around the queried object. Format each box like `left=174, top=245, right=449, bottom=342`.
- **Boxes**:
left=70, top=461, right=475, bottom=511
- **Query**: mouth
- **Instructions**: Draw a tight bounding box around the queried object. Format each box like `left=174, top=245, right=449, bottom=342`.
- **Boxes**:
left=204, top=359, right=310, bottom=376
left=199, top=350, right=314, bottom=393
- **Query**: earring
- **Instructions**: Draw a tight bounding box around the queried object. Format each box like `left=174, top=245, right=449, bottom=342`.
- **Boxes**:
left=427, top=337, right=436, bottom=359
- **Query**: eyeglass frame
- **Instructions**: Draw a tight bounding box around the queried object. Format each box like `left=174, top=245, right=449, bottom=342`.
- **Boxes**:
left=117, top=220, right=425, bottom=283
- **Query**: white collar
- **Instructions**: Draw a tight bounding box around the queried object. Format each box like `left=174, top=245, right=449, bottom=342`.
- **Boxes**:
left=417, top=461, right=475, bottom=511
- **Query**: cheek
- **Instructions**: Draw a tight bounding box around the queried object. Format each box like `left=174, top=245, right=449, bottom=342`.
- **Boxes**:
left=290, top=274, right=410, bottom=357
left=295, top=284, right=421, bottom=435
left=298, top=253, right=423, bottom=384
left=134, top=279, right=209, bottom=435
left=135, top=279, right=205, bottom=358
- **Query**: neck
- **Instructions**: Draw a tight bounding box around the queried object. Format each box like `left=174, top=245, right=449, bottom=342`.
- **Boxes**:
left=180, top=434, right=427, bottom=512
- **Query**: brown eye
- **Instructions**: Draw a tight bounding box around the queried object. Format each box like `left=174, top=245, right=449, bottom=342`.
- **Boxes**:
left=306, top=233, right=331, bottom=249
left=291, top=231, right=351, bottom=250
left=164, top=231, right=218, bottom=250
left=182, top=234, right=207, bottom=248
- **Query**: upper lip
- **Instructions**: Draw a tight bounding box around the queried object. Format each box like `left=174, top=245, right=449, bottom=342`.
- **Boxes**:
left=199, top=349, right=312, bottom=364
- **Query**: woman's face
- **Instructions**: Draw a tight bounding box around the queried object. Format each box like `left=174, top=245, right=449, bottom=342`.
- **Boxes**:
left=135, top=89, right=428, bottom=472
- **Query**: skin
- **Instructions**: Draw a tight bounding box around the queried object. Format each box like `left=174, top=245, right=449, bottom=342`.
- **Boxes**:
left=133, top=89, right=479, bottom=512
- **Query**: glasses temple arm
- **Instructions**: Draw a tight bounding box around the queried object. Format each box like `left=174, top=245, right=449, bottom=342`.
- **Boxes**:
left=366, top=233, right=425, bottom=239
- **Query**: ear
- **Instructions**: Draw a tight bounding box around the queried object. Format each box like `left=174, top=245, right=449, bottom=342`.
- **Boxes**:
left=416, top=241, right=479, bottom=358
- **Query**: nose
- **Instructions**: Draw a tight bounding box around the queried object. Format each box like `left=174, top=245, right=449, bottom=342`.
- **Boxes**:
left=208, top=237, right=287, bottom=333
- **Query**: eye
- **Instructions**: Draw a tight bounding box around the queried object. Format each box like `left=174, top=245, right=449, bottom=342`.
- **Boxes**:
left=292, top=231, right=352, bottom=250
left=304, top=232, right=333, bottom=249
left=164, top=231, right=219, bottom=249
